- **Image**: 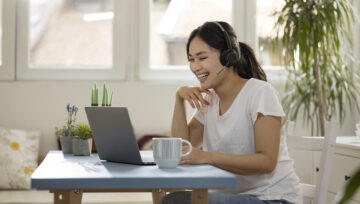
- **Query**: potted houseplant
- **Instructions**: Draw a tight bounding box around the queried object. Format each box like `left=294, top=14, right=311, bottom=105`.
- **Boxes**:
left=72, top=124, right=93, bottom=156
left=91, top=83, right=99, bottom=106
left=56, top=104, right=78, bottom=154
left=273, top=0, right=360, bottom=135
left=91, top=83, right=113, bottom=107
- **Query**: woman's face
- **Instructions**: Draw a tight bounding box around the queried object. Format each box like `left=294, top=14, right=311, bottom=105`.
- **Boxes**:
left=188, top=36, right=224, bottom=89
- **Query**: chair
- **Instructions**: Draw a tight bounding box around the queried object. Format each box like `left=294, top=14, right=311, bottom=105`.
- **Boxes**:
left=286, top=121, right=338, bottom=204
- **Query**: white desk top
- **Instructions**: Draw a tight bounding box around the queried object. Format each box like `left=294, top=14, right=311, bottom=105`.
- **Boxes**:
left=31, top=151, right=237, bottom=190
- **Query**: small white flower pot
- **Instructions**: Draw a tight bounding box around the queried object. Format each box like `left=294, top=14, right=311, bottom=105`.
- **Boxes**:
left=72, top=138, right=92, bottom=156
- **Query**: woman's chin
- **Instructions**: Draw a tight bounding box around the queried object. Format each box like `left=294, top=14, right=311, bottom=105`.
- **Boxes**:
left=199, top=82, right=211, bottom=90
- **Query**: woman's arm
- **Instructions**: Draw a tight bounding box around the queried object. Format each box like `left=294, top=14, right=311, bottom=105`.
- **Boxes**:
left=187, top=118, right=204, bottom=148
left=171, top=86, right=210, bottom=147
left=171, top=91, right=189, bottom=140
left=180, top=114, right=281, bottom=175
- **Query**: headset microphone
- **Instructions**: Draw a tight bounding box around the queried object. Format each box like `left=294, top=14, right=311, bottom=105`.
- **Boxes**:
left=217, top=66, right=226, bottom=75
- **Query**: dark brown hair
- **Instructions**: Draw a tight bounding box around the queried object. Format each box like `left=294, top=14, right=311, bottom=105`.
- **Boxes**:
left=186, top=21, right=267, bottom=81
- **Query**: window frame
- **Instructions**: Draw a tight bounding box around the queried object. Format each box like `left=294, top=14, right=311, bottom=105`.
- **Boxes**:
left=0, top=0, right=16, bottom=80
left=3, top=0, right=356, bottom=82
left=234, top=0, right=287, bottom=83
left=138, top=0, right=285, bottom=82
left=15, top=0, right=128, bottom=81
left=137, top=0, right=196, bottom=81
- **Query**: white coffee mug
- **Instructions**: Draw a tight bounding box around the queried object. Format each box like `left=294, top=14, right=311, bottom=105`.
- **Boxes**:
left=152, top=138, right=192, bottom=168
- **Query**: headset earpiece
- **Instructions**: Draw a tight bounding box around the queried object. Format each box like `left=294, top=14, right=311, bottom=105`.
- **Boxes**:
left=213, top=22, right=239, bottom=68
left=220, top=49, right=238, bottom=67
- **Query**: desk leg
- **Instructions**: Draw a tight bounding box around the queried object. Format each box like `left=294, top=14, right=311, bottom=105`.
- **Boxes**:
left=53, top=190, right=83, bottom=204
left=152, top=189, right=166, bottom=204
left=191, top=189, right=208, bottom=204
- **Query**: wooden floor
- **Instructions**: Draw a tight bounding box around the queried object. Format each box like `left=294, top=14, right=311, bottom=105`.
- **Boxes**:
left=0, top=190, right=153, bottom=204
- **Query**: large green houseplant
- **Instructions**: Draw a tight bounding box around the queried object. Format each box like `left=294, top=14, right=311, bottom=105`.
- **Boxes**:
left=274, top=0, right=360, bottom=136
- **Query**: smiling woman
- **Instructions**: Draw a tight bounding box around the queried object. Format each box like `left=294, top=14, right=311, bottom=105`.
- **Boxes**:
left=186, top=22, right=266, bottom=90
left=161, top=21, right=302, bottom=204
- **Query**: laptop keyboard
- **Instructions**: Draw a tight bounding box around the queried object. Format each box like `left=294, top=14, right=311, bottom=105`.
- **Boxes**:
left=142, top=161, right=156, bottom=165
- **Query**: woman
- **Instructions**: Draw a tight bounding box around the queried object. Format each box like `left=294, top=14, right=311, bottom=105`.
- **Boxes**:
left=160, top=21, right=302, bottom=204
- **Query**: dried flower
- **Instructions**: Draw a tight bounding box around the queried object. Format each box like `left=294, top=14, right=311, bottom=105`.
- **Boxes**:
left=56, top=104, right=78, bottom=136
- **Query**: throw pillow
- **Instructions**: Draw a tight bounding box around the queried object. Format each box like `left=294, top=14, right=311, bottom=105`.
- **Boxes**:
left=0, top=127, right=40, bottom=189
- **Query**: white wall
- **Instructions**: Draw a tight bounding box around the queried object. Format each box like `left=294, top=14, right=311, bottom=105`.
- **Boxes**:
left=0, top=80, right=358, bottom=157
left=0, top=81, right=185, bottom=156
left=0, top=78, right=359, bottom=193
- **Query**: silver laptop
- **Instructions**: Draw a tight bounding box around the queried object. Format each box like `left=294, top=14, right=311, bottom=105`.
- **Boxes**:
left=85, top=107, right=155, bottom=165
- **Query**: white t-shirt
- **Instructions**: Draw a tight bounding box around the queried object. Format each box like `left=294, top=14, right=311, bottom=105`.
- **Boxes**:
left=194, top=78, right=303, bottom=204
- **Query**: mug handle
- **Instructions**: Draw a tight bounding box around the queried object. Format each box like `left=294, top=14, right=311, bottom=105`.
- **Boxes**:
left=181, top=139, right=192, bottom=157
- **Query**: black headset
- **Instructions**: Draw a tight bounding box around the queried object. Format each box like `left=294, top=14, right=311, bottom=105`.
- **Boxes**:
left=213, top=22, right=239, bottom=67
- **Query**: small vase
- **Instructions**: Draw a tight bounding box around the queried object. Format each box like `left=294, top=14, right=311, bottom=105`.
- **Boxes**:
left=72, top=138, right=92, bottom=156
left=60, top=135, right=73, bottom=154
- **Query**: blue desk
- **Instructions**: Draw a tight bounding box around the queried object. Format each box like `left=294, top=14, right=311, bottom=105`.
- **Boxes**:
left=31, top=151, right=237, bottom=204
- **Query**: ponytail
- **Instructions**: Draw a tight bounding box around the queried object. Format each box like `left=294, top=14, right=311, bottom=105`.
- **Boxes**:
left=236, top=42, right=267, bottom=81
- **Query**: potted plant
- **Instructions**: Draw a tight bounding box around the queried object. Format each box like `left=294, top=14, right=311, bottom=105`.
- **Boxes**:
left=101, top=83, right=113, bottom=107
left=72, top=124, right=93, bottom=156
left=91, top=83, right=113, bottom=107
left=56, top=104, right=78, bottom=154
left=273, top=0, right=360, bottom=135
left=91, top=83, right=99, bottom=106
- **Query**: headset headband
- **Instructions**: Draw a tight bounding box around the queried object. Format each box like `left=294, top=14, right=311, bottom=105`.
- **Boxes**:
left=213, top=22, right=232, bottom=50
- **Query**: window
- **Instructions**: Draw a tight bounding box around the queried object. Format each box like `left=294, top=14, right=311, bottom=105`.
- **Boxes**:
left=139, top=0, right=232, bottom=80
left=0, top=0, right=15, bottom=80
left=151, top=0, right=231, bottom=67
left=16, top=0, right=127, bottom=80
left=3, top=0, right=288, bottom=81
left=254, top=0, right=286, bottom=81
left=256, top=0, right=284, bottom=68
left=29, top=0, right=113, bottom=67
left=8, top=0, right=356, bottom=81
left=139, top=0, right=284, bottom=81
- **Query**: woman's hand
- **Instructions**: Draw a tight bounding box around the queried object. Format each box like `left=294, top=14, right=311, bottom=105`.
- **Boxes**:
left=179, top=146, right=211, bottom=165
left=176, top=86, right=212, bottom=110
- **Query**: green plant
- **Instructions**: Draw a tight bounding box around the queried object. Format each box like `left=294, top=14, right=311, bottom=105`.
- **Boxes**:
left=56, top=104, right=78, bottom=136
left=75, top=124, right=92, bottom=140
left=274, top=0, right=360, bottom=135
left=91, top=83, right=99, bottom=106
left=101, top=84, right=113, bottom=106
left=339, top=167, right=360, bottom=204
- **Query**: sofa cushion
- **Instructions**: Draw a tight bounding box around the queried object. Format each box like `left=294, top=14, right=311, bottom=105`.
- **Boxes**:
left=0, top=127, right=40, bottom=189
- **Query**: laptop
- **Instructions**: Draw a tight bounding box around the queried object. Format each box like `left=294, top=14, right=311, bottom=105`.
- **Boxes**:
left=85, top=107, right=155, bottom=165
